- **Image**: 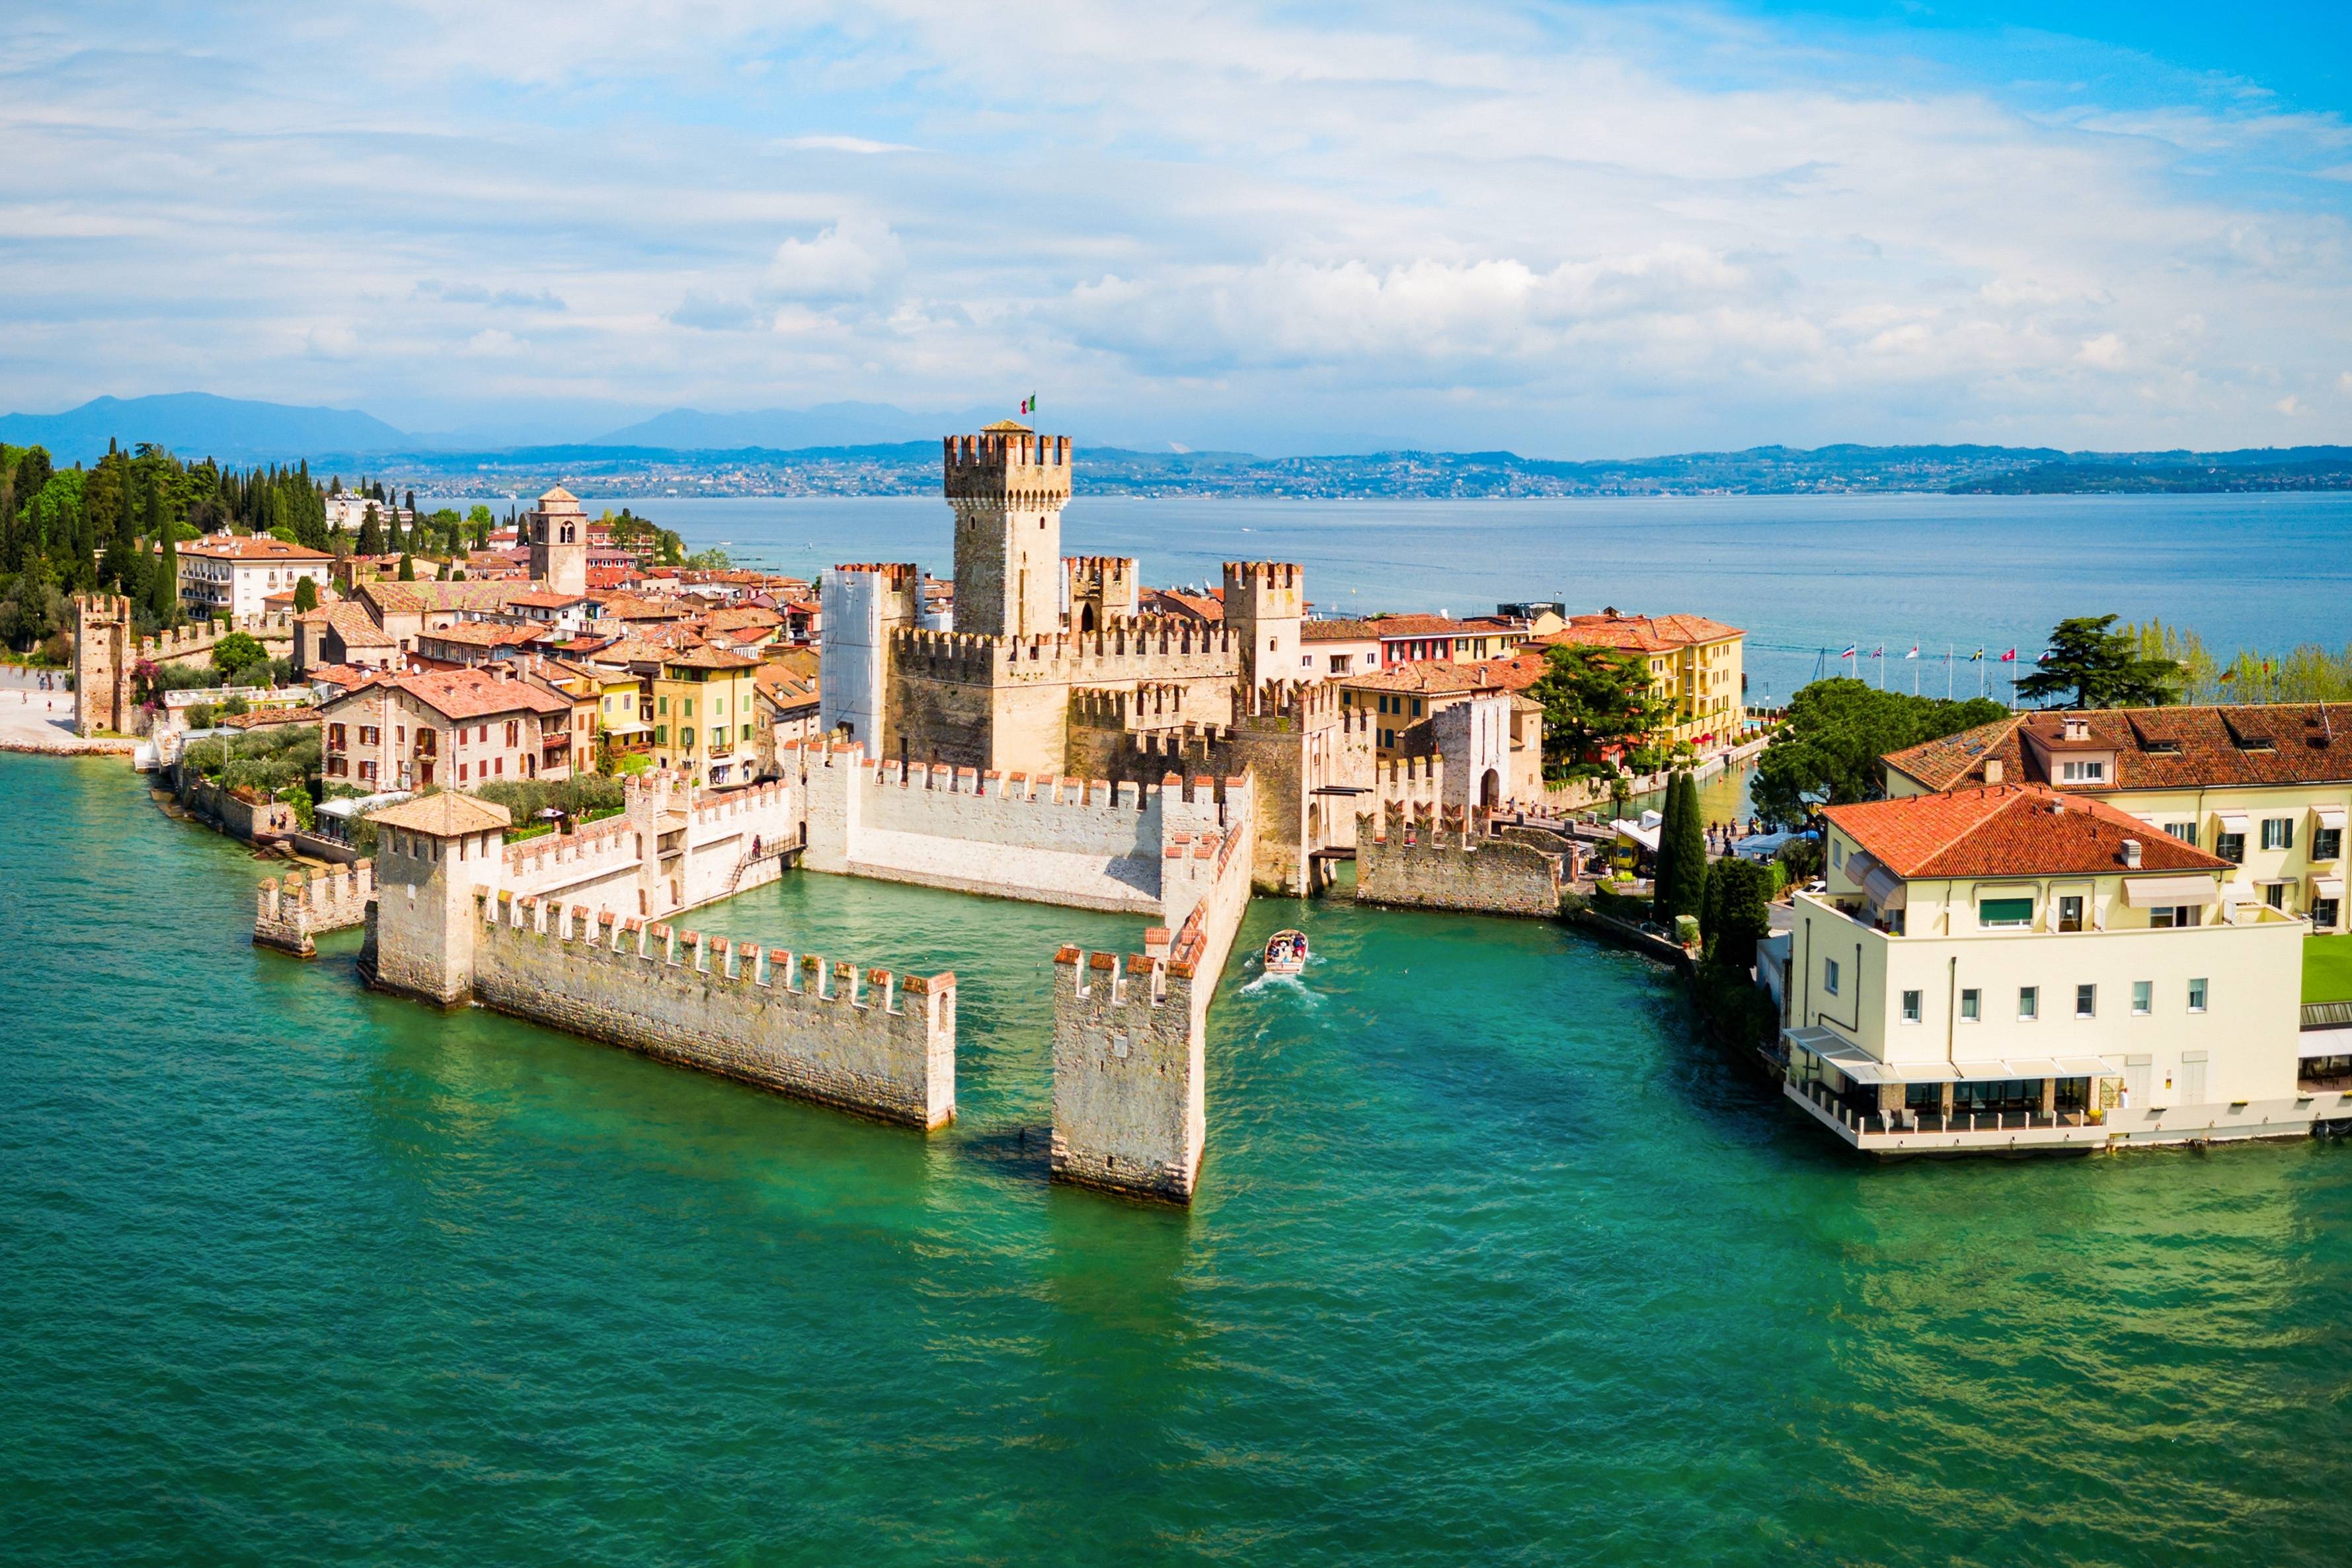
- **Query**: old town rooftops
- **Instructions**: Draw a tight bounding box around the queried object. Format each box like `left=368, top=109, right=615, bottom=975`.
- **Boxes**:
left=1531, top=611, right=1744, bottom=654
left=1302, top=613, right=1524, bottom=643
left=356, top=580, right=537, bottom=615
left=367, top=790, right=514, bottom=836
left=363, top=666, right=572, bottom=722
left=182, top=534, right=334, bottom=562
left=1823, top=785, right=2229, bottom=880
left=1342, top=653, right=1551, bottom=695
left=1882, top=703, right=2352, bottom=793
left=662, top=643, right=763, bottom=672
left=421, top=621, right=546, bottom=648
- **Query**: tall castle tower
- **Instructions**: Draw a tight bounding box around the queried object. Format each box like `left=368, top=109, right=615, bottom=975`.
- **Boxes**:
left=945, top=421, right=1071, bottom=639
left=527, top=485, right=589, bottom=596
left=1223, top=561, right=1303, bottom=687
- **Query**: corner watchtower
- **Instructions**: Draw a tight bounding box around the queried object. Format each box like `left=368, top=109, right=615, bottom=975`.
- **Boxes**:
left=945, top=421, right=1072, bottom=640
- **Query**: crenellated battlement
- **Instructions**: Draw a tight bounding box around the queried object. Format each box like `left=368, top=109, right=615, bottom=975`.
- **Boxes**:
left=255, top=858, right=377, bottom=956
left=1068, top=683, right=1196, bottom=732
left=1237, top=678, right=1353, bottom=728
left=1354, top=803, right=1562, bottom=917
left=889, top=617, right=1239, bottom=684
left=473, top=890, right=957, bottom=1128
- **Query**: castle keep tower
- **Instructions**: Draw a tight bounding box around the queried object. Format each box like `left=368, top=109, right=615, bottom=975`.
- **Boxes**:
left=1224, top=561, right=1303, bottom=687
left=527, top=486, right=589, bottom=596
left=71, top=593, right=134, bottom=737
left=946, top=422, right=1071, bottom=639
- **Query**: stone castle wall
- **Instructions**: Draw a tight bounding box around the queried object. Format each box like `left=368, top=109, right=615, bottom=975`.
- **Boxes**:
left=72, top=594, right=297, bottom=738
left=1355, top=804, right=1563, bottom=918
left=1050, top=810, right=1251, bottom=1203
left=788, top=738, right=1247, bottom=916
left=256, top=860, right=376, bottom=956
left=473, top=893, right=956, bottom=1128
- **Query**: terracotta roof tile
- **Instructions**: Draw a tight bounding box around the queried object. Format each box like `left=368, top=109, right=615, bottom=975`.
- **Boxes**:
left=1882, top=704, right=2352, bottom=792
left=1824, top=785, right=2228, bottom=879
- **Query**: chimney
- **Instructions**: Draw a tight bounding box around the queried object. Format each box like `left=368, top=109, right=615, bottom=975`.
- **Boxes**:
left=1983, top=759, right=2004, bottom=785
left=2123, top=838, right=2143, bottom=867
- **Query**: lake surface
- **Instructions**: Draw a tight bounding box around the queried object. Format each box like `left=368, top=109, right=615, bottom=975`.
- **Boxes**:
left=434, top=490, right=2352, bottom=708
left=7, top=752, right=2352, bottom=1565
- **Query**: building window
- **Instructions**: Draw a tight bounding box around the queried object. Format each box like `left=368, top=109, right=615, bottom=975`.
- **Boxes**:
left=506, top=721, right=520, bottom=746
left=2059, top=760, right=2105, bottom=782
left=1831, top=840, right=1844, bottom=870
left=2315, top=826, right=2343, bottom=861
left=1979, top=896, right=2033, bottom=929
left=2057, top=894, right=2085, bottom=932
left=2215, top=832, right=2245, bottom=863
left=1823, top=957, right=1840, bottom=996
left=2261, top=816, right=2294, bottom=851
left=1901, top=990, right=1922, bottom=1023
left=2164, top=821, right=2197, bottom=847
left=2132, top=980, right=2152, bottom=1015
left=2313, top=897, right=2341, bottom=930
left=658, top=696, right=668, bottom=715
left=1960, top=988, right=1980, bottom=1022
left=2188, top=978, right=2208, bottom=1013
left=2150, top=905, right=2201, bottom=929
left=459, top=762, right=469, bottom=781
left=2265, top=883, right=2289, bottom=910
left=2076, top=984, right=2096, bottom=1019
left=2018, top=986, right=2039, bottom=1020
left=655, top=725, right=668, bottom=745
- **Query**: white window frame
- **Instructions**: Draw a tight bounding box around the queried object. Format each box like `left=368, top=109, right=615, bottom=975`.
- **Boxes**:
left=2131, top=980, right=2152, bottom=1016
left=1823, top=957, right=1841, bottom=996
left=2187, top=978, right=2208, bottom=1014
left=1959, top=988, right=1980, bottom=1023
left=2018, top=986, right=2039, bottom=1021
left=1901, top=990, right=1922, bottom=1024
left=2075, top=983, right=2096, bottom=1019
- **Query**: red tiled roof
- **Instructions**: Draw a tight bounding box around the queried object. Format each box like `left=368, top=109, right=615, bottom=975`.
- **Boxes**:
left=1883, top=704, right=2352, bottom=793
left=1534, top=611, right=1743, bottom=655
left=358, top=667, right=571, bottom=722
left=182, top=534, right=334, bottom=563
left=1824, top=785, right=2228, bottom=879
left=1341, top=652, right=1550, bottom=695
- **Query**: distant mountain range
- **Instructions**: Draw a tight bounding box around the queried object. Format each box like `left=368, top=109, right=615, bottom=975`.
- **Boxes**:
left=6, top=393, right=2351, bottom=498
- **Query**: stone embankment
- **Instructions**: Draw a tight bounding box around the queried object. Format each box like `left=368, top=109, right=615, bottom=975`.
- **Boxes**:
left=1353, top=803, right=1564, bottom=918
left=255, top=861, right=376, bottom=957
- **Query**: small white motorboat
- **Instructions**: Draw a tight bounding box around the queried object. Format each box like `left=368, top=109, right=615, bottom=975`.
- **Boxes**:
left=1263, top=929, right=1309, bottom=976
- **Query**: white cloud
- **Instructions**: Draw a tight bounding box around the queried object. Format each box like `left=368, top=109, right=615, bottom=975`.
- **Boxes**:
left=2275, top=394, right=2301, bottom=415
left=1, top=0, right=2347, bottom=451
left=764, top=217, right=906, bottom=303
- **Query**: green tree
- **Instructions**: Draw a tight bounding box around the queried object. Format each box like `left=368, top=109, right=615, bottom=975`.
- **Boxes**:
left=684, top=545, right=732, bottom=571
left=292, top=575, right=319, bottom=612
left=397, top=552, right=416, bottom=582
left=151, top=502, right=180, bottom=625
left=1655, top=772, right=1707, bottom=925
left=1529, top=644, right=1672, bottom=781
left=358, top=504, right=384, bottom=557
left=2016, top=614, right=2183, bottom=709
left=467, top=504, right=494, bottom=547
left=1701, top=856, right=1774, bottom=970
left=1751, top=679, right=2007, bottom=831
left=210, top=630, right=266, bottom=676
left=0, top=562, right=66, bottom=651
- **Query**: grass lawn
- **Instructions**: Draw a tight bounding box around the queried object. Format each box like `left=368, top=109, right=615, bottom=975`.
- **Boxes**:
left=2306, top=933, right=2352, bottom=1005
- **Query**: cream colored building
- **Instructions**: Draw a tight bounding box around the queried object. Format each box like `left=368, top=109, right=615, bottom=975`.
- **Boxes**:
left=1528, top=610, right=1745, bottom=755
left=179, top=534, right=335, bottom=619
left=1774, top=783, right=2328, bottom=1155
left=1883, top=705, right=2350, bottom=933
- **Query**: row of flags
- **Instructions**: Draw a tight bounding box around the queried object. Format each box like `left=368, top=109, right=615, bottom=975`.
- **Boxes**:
left=1839, top=645, right=2032, bottom=663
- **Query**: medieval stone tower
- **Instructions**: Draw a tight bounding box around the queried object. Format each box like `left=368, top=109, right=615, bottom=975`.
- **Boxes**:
left=945, top=421, right=1071, bottom=639
left=1223, top=560, right=1303, bottom=687
left=528, top=485, right=589, bottom=596
left=71, top=593, right=134, bottom=737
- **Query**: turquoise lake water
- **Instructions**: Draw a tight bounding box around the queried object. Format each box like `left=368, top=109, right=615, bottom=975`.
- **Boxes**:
left=7, top=749, right=2352, bottom=1565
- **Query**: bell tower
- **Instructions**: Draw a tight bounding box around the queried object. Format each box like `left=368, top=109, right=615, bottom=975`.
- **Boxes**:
left=945, top=421, right=1071, bottom=639
left=528, top=486, right=589, bottom=596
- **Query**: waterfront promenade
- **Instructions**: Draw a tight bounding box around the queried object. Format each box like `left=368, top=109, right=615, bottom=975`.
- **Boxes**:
left=0, top=666, right=128, bottom=756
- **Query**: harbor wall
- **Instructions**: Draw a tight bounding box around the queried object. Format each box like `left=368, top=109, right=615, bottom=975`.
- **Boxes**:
left=1354, top=804, right=1563, bottom=918
left=472, top=892, right=956, bottom=1128
left=1050, top=812, right=1251, bottom=1202
left=255, top=860, right=375, bottom=956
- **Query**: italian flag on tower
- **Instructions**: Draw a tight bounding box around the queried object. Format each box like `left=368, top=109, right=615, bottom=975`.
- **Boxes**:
left=1020, top=393, right=1037, bottom=415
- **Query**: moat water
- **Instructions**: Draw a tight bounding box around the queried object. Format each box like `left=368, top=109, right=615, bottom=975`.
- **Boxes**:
left=7, top=750, right=2352, bottom=1565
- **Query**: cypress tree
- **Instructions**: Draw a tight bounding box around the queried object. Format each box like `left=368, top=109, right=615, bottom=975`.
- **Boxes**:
left=1651, top=770, right=1682, bottom=914
left=397, top=552, right=415, bottom=582
left=292, top=574, right=319, bottom=613
left=151, top=504, right=179, bottom=624
left=1656, top=773, right=1707, bottom=925
left=358, top=504, right=384, bottom=557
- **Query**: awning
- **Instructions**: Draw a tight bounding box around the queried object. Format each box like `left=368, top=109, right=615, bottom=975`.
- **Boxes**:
left=2313, top=875, right=2345, bottom=899
left=2314, top=804, right=2347, bottom=830
left=1860, top=862, right=1906, bottom=909
left=2121, top=873, right=2221, bottom=907
left=2299, top=1028, right=2352, bottom=1060
left=2215, top=810, right=2251, bottom=834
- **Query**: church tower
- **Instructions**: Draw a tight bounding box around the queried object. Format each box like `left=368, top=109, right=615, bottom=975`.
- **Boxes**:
left=945, top=421, right=1071, bottom=639
left=528, top=486, right=588, bottom=596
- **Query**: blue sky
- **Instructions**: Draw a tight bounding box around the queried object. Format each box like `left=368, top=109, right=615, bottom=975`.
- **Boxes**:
left=3, top=1, right=2347, bottom=455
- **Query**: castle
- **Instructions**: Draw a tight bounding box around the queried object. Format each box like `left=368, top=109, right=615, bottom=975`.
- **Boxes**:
left=818, top=420, right=1495, bottom=894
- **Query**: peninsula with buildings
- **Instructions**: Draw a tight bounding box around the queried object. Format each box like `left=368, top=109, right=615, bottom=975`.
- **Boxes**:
left=7, top=420, right=2350, bottom=1200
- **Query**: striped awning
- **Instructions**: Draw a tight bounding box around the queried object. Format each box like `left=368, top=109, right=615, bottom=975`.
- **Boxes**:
left=2121, top=873, right=2220, bottom=907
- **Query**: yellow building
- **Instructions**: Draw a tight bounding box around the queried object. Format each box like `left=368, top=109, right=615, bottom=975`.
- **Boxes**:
left=651, top=645, right=763, bottom=787
left=1528, top=611, right=1746, bottom=755
left=1882, top=705, right=2349, bottom=933
left=1774, top=783, right=2319, bottom=1156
